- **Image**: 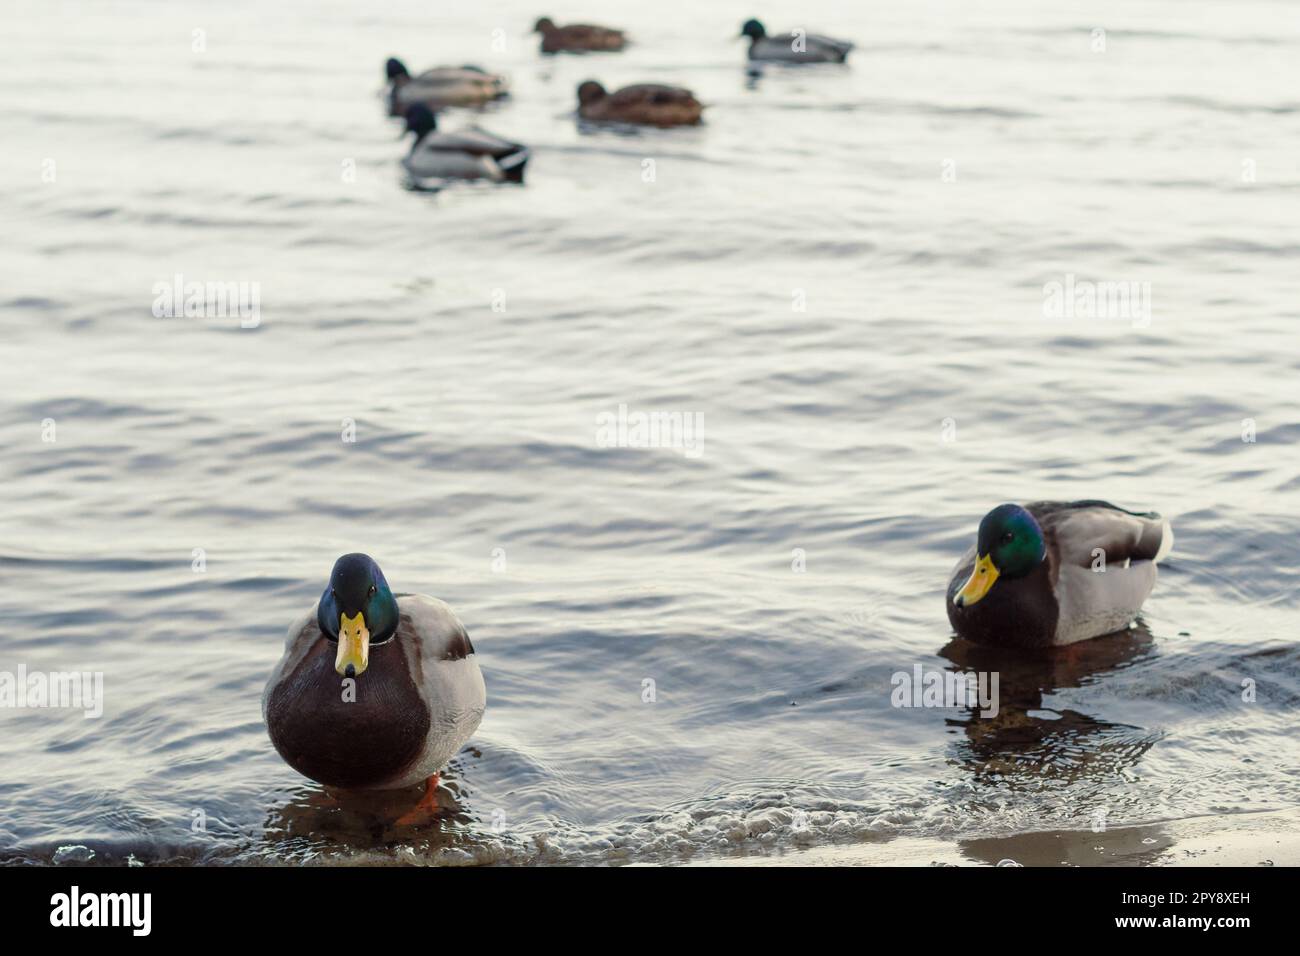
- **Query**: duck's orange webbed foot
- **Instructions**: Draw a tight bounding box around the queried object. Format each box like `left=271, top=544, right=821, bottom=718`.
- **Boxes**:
left=395, top=773, right=443, bottom=826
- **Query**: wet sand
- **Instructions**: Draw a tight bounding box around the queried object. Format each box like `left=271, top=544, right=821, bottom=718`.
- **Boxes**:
left=697, top=809, right=1298, bottom=866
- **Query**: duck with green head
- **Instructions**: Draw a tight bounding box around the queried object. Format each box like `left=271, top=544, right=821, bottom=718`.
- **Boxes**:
left=401, top=104, right=530, bottom=183
left=739, top=18, right=853, bottom=63
left=263, top=554, right=485, bottom=823
left=385, top=57, right=509, bottom=114
left=946, top=501, right=1173, bottom=649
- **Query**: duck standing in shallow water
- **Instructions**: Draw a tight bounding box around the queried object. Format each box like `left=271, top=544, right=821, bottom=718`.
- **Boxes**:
left=263, top=554, right=486, bottom=823
left=385, top=58, right=509, bottom=113
left=576, top=81, right=703, bottom=127
left=739, top=18, right=853, bottom=63
left=533, top=17, right=626, bottom=54
left=946, top=501, right=1173, bottom=649
left=401, top=104, right=530, bottom=183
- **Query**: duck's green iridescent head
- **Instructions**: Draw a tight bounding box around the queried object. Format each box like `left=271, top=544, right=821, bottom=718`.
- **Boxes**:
left=317, top=554, right=399, bottom=677
left=740, top=19, right=767, bottom=40
left=954, top=504, right=1046, bottom=607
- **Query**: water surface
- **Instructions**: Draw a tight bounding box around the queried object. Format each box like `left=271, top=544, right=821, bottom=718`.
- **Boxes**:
left=2, top=0, right=1298, bottom=865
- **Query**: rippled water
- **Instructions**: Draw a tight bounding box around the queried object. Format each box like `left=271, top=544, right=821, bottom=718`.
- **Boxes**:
left=2, top=0, right=1299, bottom=865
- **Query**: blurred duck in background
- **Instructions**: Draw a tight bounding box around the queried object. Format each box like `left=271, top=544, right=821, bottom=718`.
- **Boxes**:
left=533, top=17, right=627, bottom=53
left=385, top=58, right=509, bottom=114
left=739, top=19, right=853, bottom=63
left=576, top=81, right=702, bottom=127
left=401, top=104, right=530, bottom=183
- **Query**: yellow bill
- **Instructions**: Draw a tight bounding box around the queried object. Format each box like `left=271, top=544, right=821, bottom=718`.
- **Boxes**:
left=954, top=553, right=999, bottom=607
left=335, top=611, right=370, bottom=676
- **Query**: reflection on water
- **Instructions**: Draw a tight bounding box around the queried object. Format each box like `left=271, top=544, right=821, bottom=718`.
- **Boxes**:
left=941, top=625, right=1162, bottom=788
left=263, top=776, right=471, bottom=860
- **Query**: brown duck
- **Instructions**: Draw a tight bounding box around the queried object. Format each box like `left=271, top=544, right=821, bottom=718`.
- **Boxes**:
left=577, top=81, right=703, bottom=127
left=534, top=17, right=626, bottom=54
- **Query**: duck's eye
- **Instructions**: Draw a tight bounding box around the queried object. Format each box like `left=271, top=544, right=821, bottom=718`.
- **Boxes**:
left=330, top=588, right=337, bottom=598
left=368, top=585, right=376, bottom=598
left=1001, top=532, right=1014, bottom=543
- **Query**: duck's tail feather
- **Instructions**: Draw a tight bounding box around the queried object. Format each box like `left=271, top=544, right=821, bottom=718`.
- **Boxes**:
left=497, top=146, right=530, bottom=183
left=1153, top=518, right=1174, bottom=564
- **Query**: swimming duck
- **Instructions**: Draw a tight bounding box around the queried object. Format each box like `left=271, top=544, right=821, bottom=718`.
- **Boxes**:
left=401, top=104, right=530, bottom=183
left=385, top=58, right=509, bottom=113
left=739, top=19, right=853, bottom=63
left=577, top=81, right=703, bottom=127
left=946, top=501, right=1173, bottom=649
left=263, top=554, right=486, bottom=823
left=534, top=17, right=627, bottom=54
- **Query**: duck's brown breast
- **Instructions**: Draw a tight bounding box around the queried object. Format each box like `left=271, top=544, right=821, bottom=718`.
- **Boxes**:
left=266, top=629, right=430, bottom=789
left=946, top=555, right=1059, bottom=649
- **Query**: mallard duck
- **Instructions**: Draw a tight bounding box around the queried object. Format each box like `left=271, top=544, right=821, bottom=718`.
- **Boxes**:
left=263, top=554, right=486, bottom=822
left=739, top=19, right=853, bottom=63
left=576, top=81, right=703, bottom=127
left=534, top=17, right=626, bottom=54
left=401, top=104, right=530, bottom=183
left=946, top=501, right=1173, bottom=649
left=385, top=58, right=509, bottom=114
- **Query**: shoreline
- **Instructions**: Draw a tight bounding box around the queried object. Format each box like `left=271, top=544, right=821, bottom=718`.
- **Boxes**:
left=694, top=808, right=1299, bottom=867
